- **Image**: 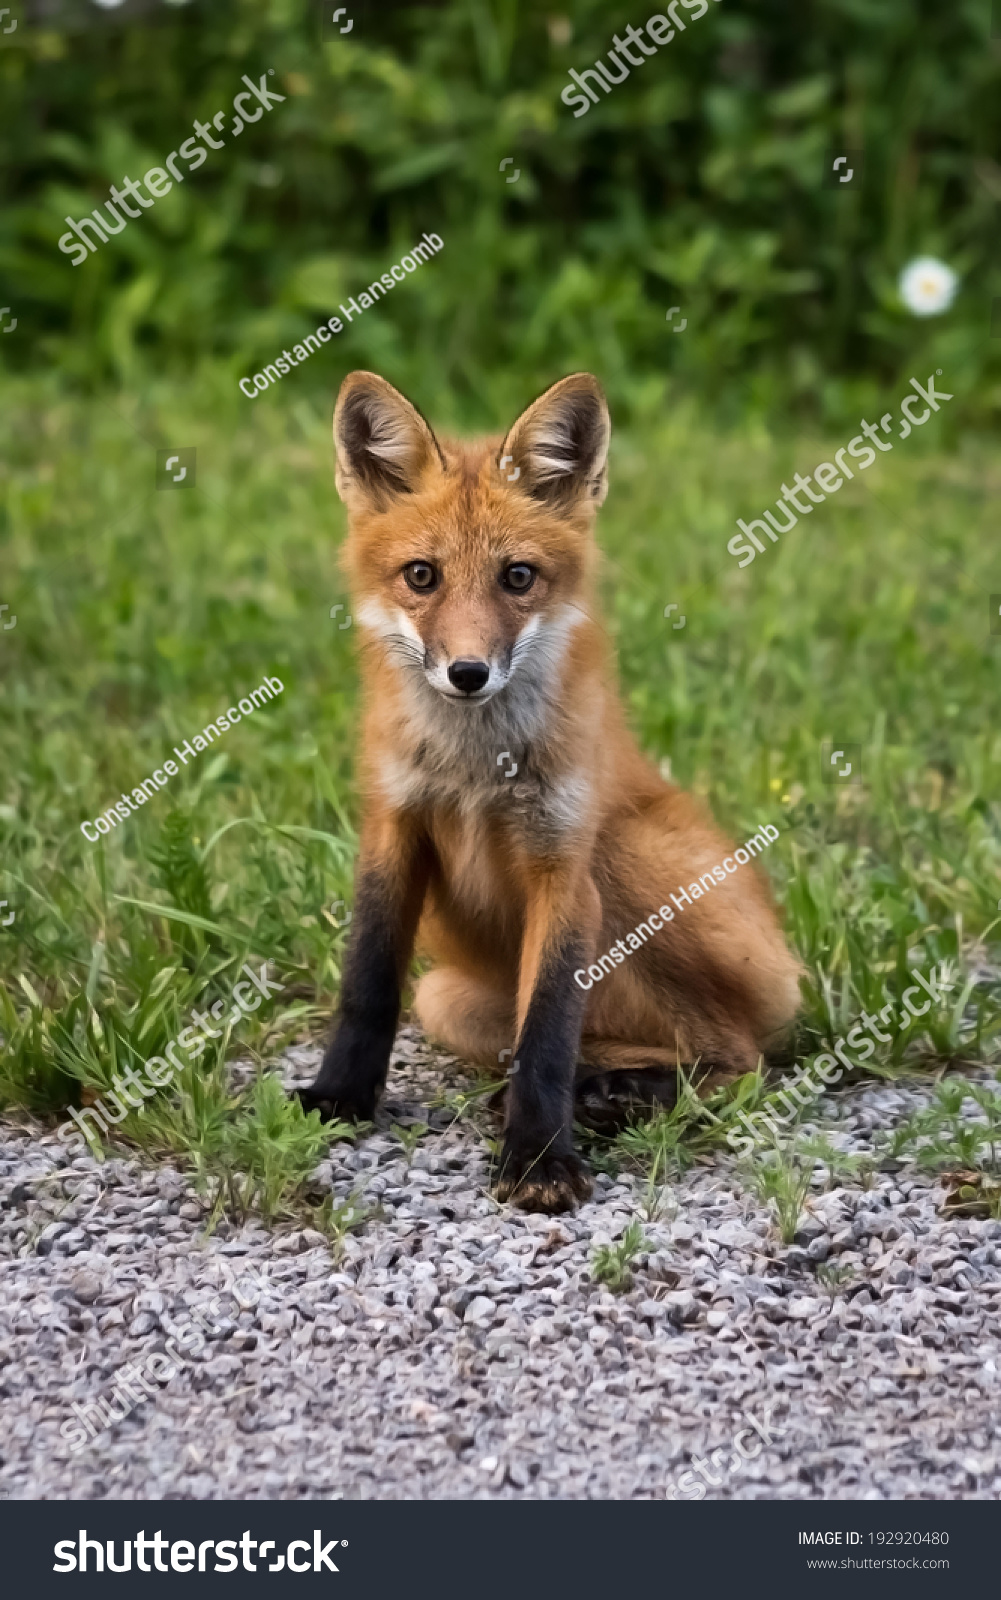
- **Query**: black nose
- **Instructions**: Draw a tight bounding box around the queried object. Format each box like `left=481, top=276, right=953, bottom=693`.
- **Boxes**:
left=447, top=658, right=490, bottom=695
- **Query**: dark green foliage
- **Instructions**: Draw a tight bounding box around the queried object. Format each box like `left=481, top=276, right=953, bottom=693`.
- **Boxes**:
left=0, top=0, right=997, bottom=423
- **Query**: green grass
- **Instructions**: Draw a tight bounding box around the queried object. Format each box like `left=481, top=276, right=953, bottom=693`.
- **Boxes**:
left=743, top=1141, right=816, bottom=1244
left=2, top=364, right=1000, bottom=1224
left=884, top=1078, right=1001, bottom=1175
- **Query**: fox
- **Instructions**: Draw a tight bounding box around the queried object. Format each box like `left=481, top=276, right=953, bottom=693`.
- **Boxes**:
left=298, top=370, right=803, bottom=1212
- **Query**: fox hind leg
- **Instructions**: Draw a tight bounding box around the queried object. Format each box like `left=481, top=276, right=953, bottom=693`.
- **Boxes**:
left=412, top=966, right=515, bottom=1070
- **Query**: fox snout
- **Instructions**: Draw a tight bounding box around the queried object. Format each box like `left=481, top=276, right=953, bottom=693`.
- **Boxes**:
left=445, top=657, right=491, bottom=696
left=423, top=639, right=510, bottom=701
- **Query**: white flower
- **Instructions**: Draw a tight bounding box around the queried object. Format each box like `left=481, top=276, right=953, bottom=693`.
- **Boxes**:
left=898, top=257, right=958, bottom=318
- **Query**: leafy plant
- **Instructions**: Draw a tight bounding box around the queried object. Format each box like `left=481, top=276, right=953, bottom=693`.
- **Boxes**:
left=391, top=1120, right=429, bottom=1163
left=744, top=1142, right=816, bottom=1244
left=815, top=1262, right=857, bottom=1297
left=148, top=810, right=214, bottom=925
left=591, top=1220, right=651, bottom=1292
left=202, top=1073, right=352, bottom=1220
left=881, top=1075, right=1001, bottom=1176
left=430, top=1077, right=506, bottom=1141
left=609, top=1064, right=766, bottom=1179
left=636, top=1176, right=679, bottom=1227
left=3, top=0, right=999, bottom=427
left=309, top=1188, right=375, bottom=1259
left=795, top=1131, right=877, bottom=1191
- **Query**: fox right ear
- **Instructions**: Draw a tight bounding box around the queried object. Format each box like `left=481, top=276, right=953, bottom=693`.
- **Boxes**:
left=333, top=372, right=446, bottom=511
left=499, top=373, right=610, bottom=513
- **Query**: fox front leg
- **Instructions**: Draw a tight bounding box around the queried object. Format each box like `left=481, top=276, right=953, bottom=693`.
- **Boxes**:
left=298, top=816, right=430, bottom=1124
left=494, top=869, right=597, bottom=1213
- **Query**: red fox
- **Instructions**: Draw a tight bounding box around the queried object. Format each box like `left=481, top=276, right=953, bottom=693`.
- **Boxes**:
left=299, top=371, right=803, bottom=1212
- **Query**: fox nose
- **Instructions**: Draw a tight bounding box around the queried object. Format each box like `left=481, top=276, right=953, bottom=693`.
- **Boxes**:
left=447, top=658, right=490, bottom=695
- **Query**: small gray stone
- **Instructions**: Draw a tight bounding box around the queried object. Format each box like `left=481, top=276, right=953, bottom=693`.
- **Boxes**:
left=69, top=1269, right=103, bottom=1305
left=463, top=1296, right=497, bottom=1326
left=664, top=1290, right=696, bottom=1324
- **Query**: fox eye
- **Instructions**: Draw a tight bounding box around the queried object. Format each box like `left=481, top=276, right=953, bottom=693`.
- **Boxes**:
left=403, top=561, right=438, bottom=593
left=501, top=563, right=536, bottom=594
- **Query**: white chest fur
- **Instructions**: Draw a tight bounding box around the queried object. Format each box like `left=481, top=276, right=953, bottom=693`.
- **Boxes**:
left=364, top=605, right=594, bottom=843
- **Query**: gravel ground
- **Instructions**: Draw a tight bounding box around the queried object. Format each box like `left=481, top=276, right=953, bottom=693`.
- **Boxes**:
left=1, top=1025, right=1000, bottom=1501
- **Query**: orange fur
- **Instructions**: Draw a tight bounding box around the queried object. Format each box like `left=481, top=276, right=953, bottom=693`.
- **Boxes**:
left=333, top=371, right=803, bottom=1095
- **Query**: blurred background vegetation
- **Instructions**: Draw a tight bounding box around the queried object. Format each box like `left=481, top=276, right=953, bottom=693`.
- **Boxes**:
left=1, top=0, right=999, bottom=424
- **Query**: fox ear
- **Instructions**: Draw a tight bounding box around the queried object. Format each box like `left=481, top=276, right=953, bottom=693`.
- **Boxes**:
left=499, top=373, right=610, bottom=511
left=333, top=371, right=445, bottom=510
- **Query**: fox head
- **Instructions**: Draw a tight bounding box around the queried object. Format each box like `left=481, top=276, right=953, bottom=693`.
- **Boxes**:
left=332, top=371, right=610, bottom=707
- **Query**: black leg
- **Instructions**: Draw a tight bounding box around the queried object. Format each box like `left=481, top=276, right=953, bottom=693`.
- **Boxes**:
left=297, top=867, right=417, bottom=1124
left=494, top=932, right=593, bottom=1213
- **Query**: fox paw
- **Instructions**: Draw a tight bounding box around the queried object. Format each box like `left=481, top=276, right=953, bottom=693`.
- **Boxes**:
left=493, top=1145, right=592, bottom=1213
left=295, top=1082, right=375, bottom=1124
left=574, top=1067, right=678, bottom=1132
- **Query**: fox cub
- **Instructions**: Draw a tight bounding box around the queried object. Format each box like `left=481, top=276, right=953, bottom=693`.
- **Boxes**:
left=299, top=371, right=802, bottom=1212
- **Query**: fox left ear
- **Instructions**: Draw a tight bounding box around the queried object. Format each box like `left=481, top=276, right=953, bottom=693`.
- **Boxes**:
left=499, top=373, right=610, bottom=512
left=333, top=371, right=446, bottom=512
